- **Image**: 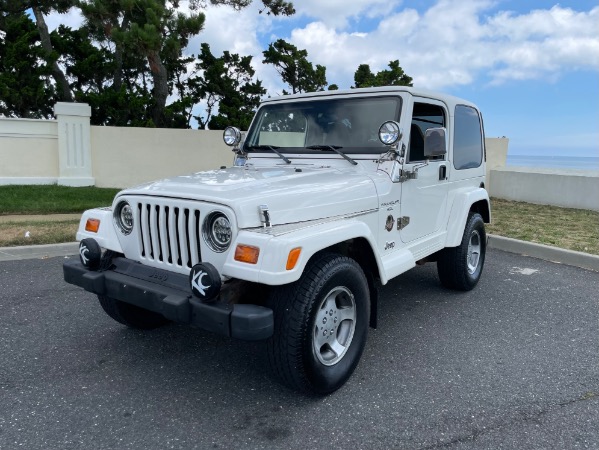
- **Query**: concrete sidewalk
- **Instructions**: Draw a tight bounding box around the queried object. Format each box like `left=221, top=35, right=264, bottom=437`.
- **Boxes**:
left=0, top=214, right=81, bottom=223
left=487, top=235, right=599, bottom=272
left=1, top=233, right=597, bottom=272
left=0, top=242, right=78, bottom=261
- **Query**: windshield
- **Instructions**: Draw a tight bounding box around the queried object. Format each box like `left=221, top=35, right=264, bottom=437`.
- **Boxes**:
left=244, top=96, right=402, bottom=155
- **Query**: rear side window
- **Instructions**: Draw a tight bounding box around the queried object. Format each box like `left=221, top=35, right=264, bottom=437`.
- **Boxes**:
left=453, top=105, right=483, bottom=170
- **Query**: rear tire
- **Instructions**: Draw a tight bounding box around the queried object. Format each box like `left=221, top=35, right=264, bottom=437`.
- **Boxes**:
left=98, top=295, right=169, bottom=330
left=267, top=253, right=370, bottom=395
left=437, top=212, right=486, bottom=291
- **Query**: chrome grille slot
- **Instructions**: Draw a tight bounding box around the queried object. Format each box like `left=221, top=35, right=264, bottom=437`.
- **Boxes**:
left=136, top=201, right=201, bottom=269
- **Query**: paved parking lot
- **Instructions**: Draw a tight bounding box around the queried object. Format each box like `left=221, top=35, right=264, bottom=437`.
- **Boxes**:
left=1, top=249, right=598, bottom=449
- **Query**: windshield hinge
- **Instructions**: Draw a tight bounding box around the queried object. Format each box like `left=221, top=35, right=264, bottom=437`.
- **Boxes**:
left=398, top=170, right=418, bottom=182
left=398, top=160, right=429, bottom=182
left=259, top=205, right=271, bottom=228
left=397, top=217, right=410, bottom=230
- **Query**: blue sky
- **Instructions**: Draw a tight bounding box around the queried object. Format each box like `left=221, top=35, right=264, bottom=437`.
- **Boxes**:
left=46, top=0, right=599, bottom=158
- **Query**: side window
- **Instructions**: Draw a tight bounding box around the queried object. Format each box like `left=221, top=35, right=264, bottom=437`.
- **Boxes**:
left=453, top=105, right=483, bottom=170
left=408, top=102, right=445, bottom=163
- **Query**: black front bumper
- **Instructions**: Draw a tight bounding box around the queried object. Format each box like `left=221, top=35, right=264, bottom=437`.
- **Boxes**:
left=63, top=257, right=273, bottom=340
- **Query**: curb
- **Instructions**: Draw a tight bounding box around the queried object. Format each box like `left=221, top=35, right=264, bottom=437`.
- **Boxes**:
left=0, top=242, right=79, bottom=262
left=1, top=237, right=598, bottom=273
left=487, top=234, right=599, bottom=272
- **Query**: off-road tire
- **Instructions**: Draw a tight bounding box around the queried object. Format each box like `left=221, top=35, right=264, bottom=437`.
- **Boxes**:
left=267, top=253, right=370, bottom=395
left=98, top=295, right=169, bottom=330
left=437, top=212, right=486, bottom=291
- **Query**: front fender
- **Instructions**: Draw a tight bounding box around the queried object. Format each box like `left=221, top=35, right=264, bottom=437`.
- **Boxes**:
left=75, top=208, right=124, bottom=253
left=222, top=218, right=379, bottom=286
left=444, top=188, right=490, bottom=247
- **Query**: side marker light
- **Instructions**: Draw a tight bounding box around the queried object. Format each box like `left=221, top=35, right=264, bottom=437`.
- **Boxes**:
left=286, top=247, right=302, bottom=270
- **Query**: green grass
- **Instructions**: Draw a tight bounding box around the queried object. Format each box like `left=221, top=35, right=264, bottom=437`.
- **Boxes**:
left=488, top=198, right=599, bottom=255
left=0, top=220, right=79, bottom=247
left=0, top=185, right=119, bottom=215
left=0, top=186, right=598, bottom=255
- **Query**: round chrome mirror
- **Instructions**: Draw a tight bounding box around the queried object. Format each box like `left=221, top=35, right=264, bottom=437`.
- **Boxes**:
left=223, top=126, right=242, bottom=147
left=378, top=121, right=401, bottom=146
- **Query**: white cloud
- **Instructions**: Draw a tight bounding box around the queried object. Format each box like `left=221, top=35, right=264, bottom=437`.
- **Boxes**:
left=483, top=5, right=599, bottom=83
left=185, top=2, right=265, bottom=57
left=45, top=8, right=84, bottom=31
left=43, top=1, right=599, bottom=130
left=45, top=1, right=599, bottom=92
left=293, top=0, right=403, bottom=28
left=287, top=1, right=599, bottom=90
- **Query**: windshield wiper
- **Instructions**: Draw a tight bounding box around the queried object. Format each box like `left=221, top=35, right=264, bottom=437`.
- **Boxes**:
left=246, top=144, right=291, bottom=164
left=305, top=145, right=357, bottom=165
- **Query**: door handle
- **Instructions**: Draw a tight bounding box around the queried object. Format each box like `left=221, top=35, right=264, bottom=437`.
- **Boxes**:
left=439, top=165, right=447, bottom=181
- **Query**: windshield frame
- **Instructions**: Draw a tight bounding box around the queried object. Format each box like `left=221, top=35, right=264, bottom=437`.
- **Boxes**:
left=243, top=94, right=403, bottom=155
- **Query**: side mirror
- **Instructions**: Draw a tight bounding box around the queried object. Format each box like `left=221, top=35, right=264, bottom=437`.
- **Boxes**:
left=423, top=127, right=447, bottom=157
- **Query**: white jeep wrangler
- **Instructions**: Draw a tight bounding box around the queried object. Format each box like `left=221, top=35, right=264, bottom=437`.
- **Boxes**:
left=64, top=87, right=490, bottom=394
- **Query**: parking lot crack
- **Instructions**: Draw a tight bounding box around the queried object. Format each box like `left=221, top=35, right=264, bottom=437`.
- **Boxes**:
left=419, top=392, right=599, bottom=449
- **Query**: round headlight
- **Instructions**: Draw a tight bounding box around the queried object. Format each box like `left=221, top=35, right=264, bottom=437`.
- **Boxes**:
left=203, top=212, right=232, bottom=252
left=223, top=126, right=242, bottom=147
left=379, top=121, right=401, bottom=146
left=114, top=201, right=134, bottom=235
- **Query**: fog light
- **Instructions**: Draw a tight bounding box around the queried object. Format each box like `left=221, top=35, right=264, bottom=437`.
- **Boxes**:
left=189, top=262, right=221, bottom=301
left=223, top=126, right=242, bottom=147
left=79, top=238, right=102, bottom=270
left=379, top=121, right=401, bottom=145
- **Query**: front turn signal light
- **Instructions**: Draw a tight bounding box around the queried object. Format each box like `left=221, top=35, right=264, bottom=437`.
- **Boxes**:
left=85, top=218, right=101, bottom=233
left=286, top=247, right=302, bottom=270
left=234, top=245, right=260, bottom=264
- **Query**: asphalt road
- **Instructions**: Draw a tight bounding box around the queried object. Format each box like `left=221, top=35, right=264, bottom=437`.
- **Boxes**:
left=1, top=249, right=598, bottom=449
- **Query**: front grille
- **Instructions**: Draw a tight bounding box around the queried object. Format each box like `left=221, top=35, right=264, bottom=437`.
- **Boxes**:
left=136, top=202, right=202, bottom=269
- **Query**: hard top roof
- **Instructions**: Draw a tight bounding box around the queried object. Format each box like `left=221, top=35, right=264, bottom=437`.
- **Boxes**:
left=260, top=86, right=478, bottom=110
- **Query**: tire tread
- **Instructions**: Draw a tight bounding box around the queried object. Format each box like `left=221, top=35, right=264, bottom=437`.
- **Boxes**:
left=267, top=252, right=368, bottom=394
left=437, top=212, right=486, bottom=291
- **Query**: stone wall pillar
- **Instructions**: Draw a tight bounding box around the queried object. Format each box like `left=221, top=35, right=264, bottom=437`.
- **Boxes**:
left=53, top=102, right=94, bottom=186
left=485, top=137, right=509, bottom=190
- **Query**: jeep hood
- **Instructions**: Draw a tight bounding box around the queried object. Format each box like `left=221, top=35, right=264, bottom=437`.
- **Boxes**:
left=120, top=166, right=378, bottom=228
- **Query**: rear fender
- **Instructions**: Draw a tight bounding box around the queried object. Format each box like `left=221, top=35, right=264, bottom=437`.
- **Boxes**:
left=444, top=188, right=490, bottom=247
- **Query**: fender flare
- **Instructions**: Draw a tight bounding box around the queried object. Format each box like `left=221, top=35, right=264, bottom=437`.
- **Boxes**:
left=223, top=218, right=382, bottom=286
left=75, top=208, right=124, bottom=253
left=444, top=188, right=491, bottom=247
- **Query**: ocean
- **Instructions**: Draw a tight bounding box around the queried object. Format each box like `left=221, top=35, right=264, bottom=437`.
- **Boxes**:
left=506, top=155, right=599, bottom=171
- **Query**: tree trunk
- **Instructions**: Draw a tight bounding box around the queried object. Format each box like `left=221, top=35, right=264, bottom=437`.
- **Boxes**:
left=113, top=43, right=124, bottom=92
left=147, top=49, right=168, bottom=127
left=111, top=17, right=128, bottom=92
left=32, top=6, right=73, bottom=102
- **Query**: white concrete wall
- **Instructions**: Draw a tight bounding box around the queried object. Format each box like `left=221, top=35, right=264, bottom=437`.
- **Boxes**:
left=485, top=137, right=508, bottom=188
left=54, top=102, right=94, bottom=186
left=1, top=109, right=597, bottom=212
left=91, top=126, right=232, bottom=188
left=0, top=117, right=59, bottom=184
left=0, top=114, right=231, bottom=189
left=490, top=167, right=599, bottom=211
